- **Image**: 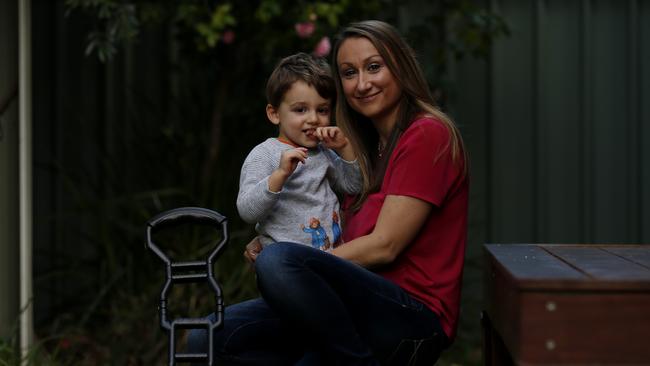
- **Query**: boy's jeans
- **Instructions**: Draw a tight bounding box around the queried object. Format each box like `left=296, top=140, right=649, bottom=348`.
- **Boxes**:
left=187, top=242, right=447, bottom=365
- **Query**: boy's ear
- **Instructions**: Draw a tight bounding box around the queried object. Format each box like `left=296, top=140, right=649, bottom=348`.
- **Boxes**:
left=266, top=104, right=280, bottom=126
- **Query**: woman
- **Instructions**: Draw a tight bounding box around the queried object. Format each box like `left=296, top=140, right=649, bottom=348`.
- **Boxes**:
left=189, top=20, right=468, bottom=365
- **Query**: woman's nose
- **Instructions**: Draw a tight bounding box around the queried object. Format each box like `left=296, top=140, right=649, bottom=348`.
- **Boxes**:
left=356, top=72, right=371, bottom=93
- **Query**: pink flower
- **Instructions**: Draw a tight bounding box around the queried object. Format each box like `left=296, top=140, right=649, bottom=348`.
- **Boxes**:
left=295, top=22, right=316, bottom=39
left=58, top=338, right=71, bottom=349
left=222, top=30, right=235, bottom=44
left=313, top=36, right=331, bottom=57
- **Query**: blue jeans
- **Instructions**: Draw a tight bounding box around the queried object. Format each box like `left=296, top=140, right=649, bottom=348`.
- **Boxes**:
left=187, top=242, right=447, bottom=365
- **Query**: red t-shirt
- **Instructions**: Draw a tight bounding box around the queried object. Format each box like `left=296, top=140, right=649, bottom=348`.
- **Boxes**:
left=342, top=117, right=468, bottom=341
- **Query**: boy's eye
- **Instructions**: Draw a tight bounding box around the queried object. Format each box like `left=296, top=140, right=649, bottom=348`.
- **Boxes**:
left=293, top=107, right=307, bottom=113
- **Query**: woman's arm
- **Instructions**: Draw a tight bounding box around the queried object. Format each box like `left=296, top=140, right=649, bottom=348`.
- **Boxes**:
left=331, top=194, right=433, bottom=267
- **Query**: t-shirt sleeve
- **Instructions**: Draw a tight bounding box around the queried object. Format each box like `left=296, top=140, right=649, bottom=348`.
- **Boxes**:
left=384, top=120, right=460, bottom=207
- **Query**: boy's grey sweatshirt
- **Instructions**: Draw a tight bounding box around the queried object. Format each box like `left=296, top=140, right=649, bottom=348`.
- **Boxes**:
left=237, top=138, right=362, bottom=248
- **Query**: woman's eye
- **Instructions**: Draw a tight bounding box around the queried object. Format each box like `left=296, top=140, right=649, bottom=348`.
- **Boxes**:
left=341, top=68, right=356, bottom=78
left=368, top=63, right=381, bottom=72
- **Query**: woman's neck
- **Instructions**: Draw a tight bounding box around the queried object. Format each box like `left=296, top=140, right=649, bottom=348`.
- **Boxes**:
left=375, top=129, right=389, bottom=148
left=373, top=116, right=397, bottom=147
left=371, top=104, right=401, bottom=146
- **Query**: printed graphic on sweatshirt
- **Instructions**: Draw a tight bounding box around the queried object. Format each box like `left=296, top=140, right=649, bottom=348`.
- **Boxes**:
left=331, top=211, right=342, bottom=247
left=301, top=217, right=331, bottom=250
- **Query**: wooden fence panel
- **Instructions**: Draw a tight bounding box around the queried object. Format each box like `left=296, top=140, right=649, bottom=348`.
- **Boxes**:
left=490, top=0, right=537, bottom=241
left=591, top=0, right=633, bottom=242
left=467, top=0, right=650, bottom=244
left=536, top=0, right=583, bottom=242
left=642, top=1, right=650, bottom=243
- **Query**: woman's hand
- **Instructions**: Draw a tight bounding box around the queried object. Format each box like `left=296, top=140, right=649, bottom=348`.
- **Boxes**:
left=315, top=127, right=356, bottom=161
left=243, top=237, right=263, bottom=266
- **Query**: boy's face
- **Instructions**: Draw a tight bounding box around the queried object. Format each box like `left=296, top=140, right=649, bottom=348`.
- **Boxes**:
left=266, top=80, right=331, bottom=148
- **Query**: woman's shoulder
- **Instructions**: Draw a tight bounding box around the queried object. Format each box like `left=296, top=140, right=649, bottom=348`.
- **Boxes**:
left=408, top=115, right=448, bottom=134
left=401, top=115, right=450, bottom=146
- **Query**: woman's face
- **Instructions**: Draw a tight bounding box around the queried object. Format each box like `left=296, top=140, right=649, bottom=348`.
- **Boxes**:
left=336, top=37, right=402, bottom=127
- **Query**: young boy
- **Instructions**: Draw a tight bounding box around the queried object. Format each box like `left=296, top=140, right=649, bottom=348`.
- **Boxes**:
left=236, top=53, right=361, bottom=251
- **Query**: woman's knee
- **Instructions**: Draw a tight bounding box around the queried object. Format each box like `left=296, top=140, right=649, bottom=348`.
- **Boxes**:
left=255, top=243, right=312, bottom=294
left=254, top=243, right=280, bottom=274
left=255, top=242, right=302, bottom=275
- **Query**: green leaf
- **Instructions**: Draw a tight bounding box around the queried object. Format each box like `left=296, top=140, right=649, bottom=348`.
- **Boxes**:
left=255, top=0, right=282, bottom=23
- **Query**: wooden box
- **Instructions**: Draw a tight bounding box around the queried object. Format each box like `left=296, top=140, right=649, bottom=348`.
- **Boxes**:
left=483, top=244, right=650, bottom=365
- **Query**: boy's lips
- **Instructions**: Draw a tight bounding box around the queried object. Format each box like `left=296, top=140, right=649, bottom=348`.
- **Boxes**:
left=303, top=128, right=317, bottom=139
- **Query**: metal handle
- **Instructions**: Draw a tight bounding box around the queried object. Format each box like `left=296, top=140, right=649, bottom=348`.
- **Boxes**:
left=147, top=207, right=226, bottom=229
left=145, top=207, right=228, bottom=365
left=145, top=207, right=228, bottom=265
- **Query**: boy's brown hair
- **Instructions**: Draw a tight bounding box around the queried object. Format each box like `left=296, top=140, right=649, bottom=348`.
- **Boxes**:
left=266, top=52, right=335, bottom=108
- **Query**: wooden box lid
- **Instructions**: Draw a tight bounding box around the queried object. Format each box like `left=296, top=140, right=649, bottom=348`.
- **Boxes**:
left=484, top=244, right=650, bottom=291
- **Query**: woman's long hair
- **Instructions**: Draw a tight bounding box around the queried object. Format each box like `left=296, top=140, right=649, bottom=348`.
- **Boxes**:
left=331, top=20, right=467, bottom=210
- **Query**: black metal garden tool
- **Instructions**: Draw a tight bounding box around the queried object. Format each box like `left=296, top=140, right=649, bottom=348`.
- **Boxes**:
left=145, top=207, right=228, bottom=365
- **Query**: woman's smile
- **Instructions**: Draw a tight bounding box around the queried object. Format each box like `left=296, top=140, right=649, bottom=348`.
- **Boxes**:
left=355, top=91, right=381, bottom=103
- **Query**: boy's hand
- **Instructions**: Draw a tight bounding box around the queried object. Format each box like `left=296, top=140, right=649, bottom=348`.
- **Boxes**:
left=268, top=147, right=307, bottom=192
left=315, top=127, right=356, bottom=161
left=278, top=147, right=308, bottom=176
left=315, top=127, right=348, bottom=149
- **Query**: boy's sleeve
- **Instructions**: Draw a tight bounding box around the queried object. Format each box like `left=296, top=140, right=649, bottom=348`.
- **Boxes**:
left=236, top=145, right=281, bottom=223
left=324, top=147, right=362, bottom=195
